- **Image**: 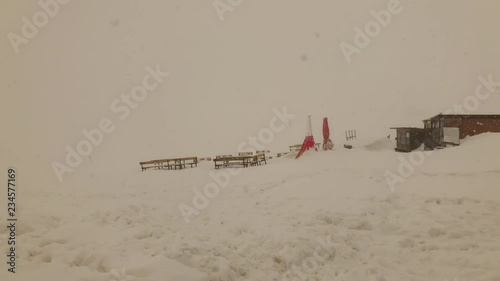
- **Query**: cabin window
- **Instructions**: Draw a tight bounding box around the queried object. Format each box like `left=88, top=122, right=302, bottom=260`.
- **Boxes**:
left=399, top=131, right=410, bottom=145
left=403, top=132, right=410, bottom=144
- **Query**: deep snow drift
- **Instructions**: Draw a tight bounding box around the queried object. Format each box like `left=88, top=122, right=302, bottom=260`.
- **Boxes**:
left=2, top=134, right=499, bottom=281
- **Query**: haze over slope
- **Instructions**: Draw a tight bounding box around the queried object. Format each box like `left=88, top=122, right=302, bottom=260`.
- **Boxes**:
left=1, top=0, right=500, bottom=186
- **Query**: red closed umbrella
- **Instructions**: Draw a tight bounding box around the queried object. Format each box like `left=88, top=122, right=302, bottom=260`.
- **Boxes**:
left=322, top=117, right=333, bottom=150
left=323, top=118, right=330, bottom=140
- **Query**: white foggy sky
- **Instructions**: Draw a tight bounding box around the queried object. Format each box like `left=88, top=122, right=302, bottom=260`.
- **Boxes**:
left=1, top=0, right=499, bottom=188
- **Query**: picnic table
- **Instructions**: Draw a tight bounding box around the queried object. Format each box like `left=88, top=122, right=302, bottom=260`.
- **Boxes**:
left=213, top=154, right=267, bottom=169
left=139, top=156, right=198, bottom=171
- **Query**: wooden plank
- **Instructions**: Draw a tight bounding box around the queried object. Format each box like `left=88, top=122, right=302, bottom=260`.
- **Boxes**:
left=216, top=155, right=232, bottom=159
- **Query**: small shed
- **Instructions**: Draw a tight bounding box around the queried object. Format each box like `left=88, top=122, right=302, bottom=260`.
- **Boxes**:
left=390, top=127, right=429, bottom=152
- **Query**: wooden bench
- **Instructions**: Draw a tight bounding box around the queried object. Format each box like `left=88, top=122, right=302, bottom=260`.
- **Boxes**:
left=139, top=156, right=198, bottom=171
left=213, top=154, right=267, bottom=169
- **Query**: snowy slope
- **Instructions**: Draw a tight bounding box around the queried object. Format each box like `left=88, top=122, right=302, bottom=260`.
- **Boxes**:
left=2, top=134, right=499, bottom=281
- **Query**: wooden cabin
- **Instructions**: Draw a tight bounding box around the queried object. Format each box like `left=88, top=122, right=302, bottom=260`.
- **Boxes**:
left=423, top=114, right=500, bottom=138
left=423, top=114, right=500, bottom=150
left=392, top=114, right=500, bottom=152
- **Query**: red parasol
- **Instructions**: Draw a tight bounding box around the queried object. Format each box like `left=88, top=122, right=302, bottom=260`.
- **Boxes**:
left=295, top=115, right=317, bottom=159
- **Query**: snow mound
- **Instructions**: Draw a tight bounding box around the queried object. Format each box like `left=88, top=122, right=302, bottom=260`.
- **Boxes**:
left=419, top=133, right=500, bottom=175
left=363, top=137, right=396, bottom=151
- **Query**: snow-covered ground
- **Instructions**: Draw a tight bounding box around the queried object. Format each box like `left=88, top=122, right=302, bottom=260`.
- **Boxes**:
left=3, top=134, right=499, bottom=281
left=2, top=1, right=500, bottom=280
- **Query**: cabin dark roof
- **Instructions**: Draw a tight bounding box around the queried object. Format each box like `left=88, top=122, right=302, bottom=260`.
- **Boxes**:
left=390, top=127, right=423, bottom=130
left=423, top=114, right=500, bottom=122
